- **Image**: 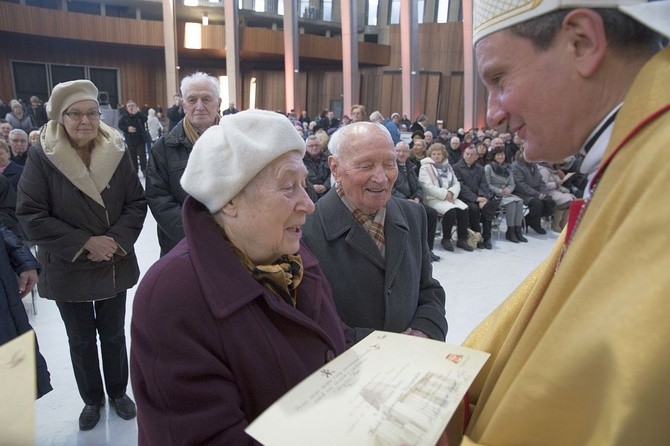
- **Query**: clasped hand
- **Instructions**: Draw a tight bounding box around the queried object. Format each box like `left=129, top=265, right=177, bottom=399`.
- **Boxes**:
left=84, top=235, right=118, bottom=262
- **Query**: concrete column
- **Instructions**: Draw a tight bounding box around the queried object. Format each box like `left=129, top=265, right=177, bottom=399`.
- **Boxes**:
left=224, top=0, right=241, bottom=109
left=400, top=0, right=419, bottom=120
left=283, top=0, right=299, bottom=114
left=340, top=0, right=359, bottom=116
left=162, top=0, right=179, bottom=106
left=461, top=0, right=487, bottom=130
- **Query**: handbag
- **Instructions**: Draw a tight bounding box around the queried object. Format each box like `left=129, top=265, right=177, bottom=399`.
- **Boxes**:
left=466, top=228, right=482, bottom=249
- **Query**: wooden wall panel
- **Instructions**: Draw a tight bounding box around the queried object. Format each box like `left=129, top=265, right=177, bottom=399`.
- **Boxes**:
left=360, top=72, right=382, bottom=117
left=0, top=33, right=166, bottom=110
left=0, top=2, right=163, bottom=47
left=386, top=22, right=465, bottom=130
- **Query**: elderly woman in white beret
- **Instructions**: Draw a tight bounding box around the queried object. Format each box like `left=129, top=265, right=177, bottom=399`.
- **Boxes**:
left=131, top=109, right=348, bottom=445
left=16, top=80, right=147, bottom=431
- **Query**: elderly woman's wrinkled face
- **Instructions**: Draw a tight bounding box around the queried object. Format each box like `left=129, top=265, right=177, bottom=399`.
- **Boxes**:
left=0, top=123, right=10, bottom=140
left=306, top=138, right=322, bottom=157
left=62, top=100, right=100, bottom=149
left=411, top=141, right=426, bottom=158
left=351, top=107, right=364, bottom=122
left=29, top=131, right=40, bottom=147
left=429, top=149, right=444, bottom=164
left=224, top=151, right=315, bottom=264
left=12, top=105, right=23, bottom=117
left=0, top=146, right=11, bottom=166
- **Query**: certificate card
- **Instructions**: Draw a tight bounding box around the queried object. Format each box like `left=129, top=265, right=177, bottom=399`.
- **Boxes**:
left=0, top=331, right=35, bottom=444
left=246, top=331, right=489, bottom=446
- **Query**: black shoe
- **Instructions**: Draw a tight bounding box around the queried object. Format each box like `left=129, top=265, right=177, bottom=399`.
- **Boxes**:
left=110, top=394, right=136, bottom=420
left=514, top=226, right=528, bottom=242
left=79, top=397, right=105, bottom=431
left=456, top=240, right=474, bottom=252
left=505, top=228, right=519, bottom=243
left=476, top=240, right=484, bottom=249
left=441, top=238, right=454, bottom=252
left=532, top=225, right=547, bottom=235
left=483, top=239, right=493, bottom=250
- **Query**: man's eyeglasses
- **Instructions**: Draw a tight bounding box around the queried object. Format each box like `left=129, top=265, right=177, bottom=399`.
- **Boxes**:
left=63, top=111, right=101, bottom=121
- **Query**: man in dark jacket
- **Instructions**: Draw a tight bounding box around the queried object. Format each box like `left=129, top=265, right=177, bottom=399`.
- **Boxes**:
left=146, top=72, right=221, bottom=256
left=27, top=96, right=48, bottom=129
left=452, top=146, right=496, bottom=249
left=512, top=154, right=553, bottom=234
left=303, top=135, right=330, bottom=201
left=303, top=122, right=447, bottom=343
left=392, top=141, right=440, bottom=261
left=166, top=94, right=185, bottom=131
left=118, top=100, right=148, bottom=175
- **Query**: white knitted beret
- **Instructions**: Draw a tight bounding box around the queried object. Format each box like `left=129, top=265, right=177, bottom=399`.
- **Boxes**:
left=181, top=109, right=306, bottom=213
left=46, top=80, right=99, bottom=124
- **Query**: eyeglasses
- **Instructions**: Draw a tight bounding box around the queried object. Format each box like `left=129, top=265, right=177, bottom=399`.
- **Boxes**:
left=63, top=111, right=101, bottom=121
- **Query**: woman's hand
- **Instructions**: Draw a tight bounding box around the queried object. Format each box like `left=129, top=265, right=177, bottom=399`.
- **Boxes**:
left=446, top=191, right=455, bottom=204
left=17, top=269, right=39, bottom=298
left=84, top=235, right=118, bottom=262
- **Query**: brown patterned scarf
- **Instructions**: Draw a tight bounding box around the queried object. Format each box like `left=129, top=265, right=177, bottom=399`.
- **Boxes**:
left=336, top=182, right=386, bottom=258
left=224, top=230, right=303, bottom=307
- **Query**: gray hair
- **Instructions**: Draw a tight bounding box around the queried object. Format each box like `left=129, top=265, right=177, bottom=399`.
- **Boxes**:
left=305, top=135, right=321, bottom=146
left=180, top=71, right=220, bottom=98
left=8, top=129, right=28, bottom=140
left=395, top=141, right=410, bottom=151
left=328, top=122, right=392, bottom=158
left=10, top=100, right=21, bottom=109
left=369, top=111, right=384, bottom=123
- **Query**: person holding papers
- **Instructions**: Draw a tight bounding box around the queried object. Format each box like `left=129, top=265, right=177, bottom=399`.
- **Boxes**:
left=130, top=109, right=348, bottom=444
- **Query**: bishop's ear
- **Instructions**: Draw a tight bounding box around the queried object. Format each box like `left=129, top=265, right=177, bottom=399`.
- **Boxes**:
left=562, top=8, right=608, bottom=78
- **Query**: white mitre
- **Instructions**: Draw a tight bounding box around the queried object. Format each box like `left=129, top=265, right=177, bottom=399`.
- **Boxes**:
left=473, top=0, right=670, bottom=45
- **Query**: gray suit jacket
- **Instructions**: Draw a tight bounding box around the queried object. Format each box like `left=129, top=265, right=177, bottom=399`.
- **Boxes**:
left=302, top=189, right=447, bottom=343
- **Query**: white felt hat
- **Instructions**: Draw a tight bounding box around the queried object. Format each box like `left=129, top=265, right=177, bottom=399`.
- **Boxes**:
left=473, top=0, right=670, bottom=44
left=46, top=80, right=99, bottom=124
left=180, top=109, right=306, bottom=213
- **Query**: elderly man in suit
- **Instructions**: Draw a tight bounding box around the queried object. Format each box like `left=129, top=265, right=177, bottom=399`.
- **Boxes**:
left=302, top=122, right=447, bottom=344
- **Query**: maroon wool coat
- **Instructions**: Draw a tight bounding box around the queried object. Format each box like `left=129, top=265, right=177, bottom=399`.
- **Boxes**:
left=130, top=197, right=348, bottom=445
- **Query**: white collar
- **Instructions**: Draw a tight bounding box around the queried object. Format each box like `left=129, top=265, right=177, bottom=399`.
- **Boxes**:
left=579, top=104, right=623, bottom=199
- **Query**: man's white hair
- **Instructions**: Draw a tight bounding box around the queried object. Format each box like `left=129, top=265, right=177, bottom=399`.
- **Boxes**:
left=180, top=71, right=220, bottom=98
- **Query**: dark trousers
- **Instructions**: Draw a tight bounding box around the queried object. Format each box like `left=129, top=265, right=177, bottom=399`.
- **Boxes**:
left=421, top=203, right=438, bottom=250
left=466, top=202, right=493, bottom=241
left=523, top=197, right=555, bottom=230
left=128, top=143, right=147, bottom=173
left=56, top=292, right=128, bottom=405
left=442, top=208, right=469, bottom=241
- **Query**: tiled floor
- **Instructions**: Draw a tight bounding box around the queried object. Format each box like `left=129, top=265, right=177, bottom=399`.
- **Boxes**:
left=28, top=204, right=558, bottom=445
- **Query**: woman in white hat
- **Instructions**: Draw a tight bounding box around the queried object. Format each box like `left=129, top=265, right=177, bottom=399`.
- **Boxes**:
left=131, top=109, right=348, bottom=444
left=16, top=79, right=147, bottom=431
